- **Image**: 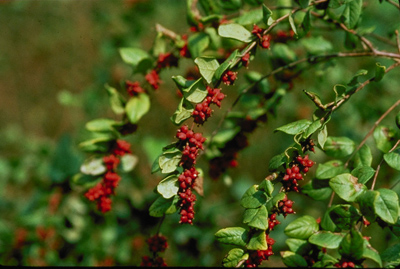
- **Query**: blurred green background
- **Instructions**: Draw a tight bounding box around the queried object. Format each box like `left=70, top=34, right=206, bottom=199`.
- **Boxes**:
left=0, top=0, right=399, bottom=267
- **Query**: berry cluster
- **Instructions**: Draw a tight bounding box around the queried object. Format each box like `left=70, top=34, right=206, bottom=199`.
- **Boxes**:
left=126, top=80, right=145, bottom=96
left=84, top=139, right=131, bottom=213
left=192, top=86, right=225, bottom=124
left=301, top=138, right=315, bottom=153
left=281, top=155, right=315, bottom=192
left=334, top=259, right=356, bottom=268
left=222, top=70, right=238, bottom=85
left=244, top=233, right=275, bottom=267
left=140, top=234, right=168, bottom=267
left=175, top=126, right=206, bottom=224
left=145, top=70, right=161, bottom=90
left=156, top=52, right=178, bottom=70
left=275, top=195, right=295, bottom=217
left=251, top=25, right=271, bottom=49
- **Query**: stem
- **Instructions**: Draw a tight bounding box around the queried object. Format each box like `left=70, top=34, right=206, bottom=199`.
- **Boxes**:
left=344, top=98, right=400, bottom=168
left=371, top=139, right=400, bottom=190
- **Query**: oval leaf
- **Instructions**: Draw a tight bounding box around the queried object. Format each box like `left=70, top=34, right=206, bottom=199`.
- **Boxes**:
left=308, top=231, right=344, bottom=249
left=281, top=251, right=308, bottom=267
left=215, top=227, right=248, bottom=247
left=222, top=248, right=249, bottom=267
left=274, top=119, right=312, bottom=135
left=324, top=137, right=355, bottom=158
left=125, top=93, right=150, bottom=124
left=284, top=215, right=319, bottom=239
left=384, top=152, right=400, bottom=171
left=329, top=173, right=366, bottom=202
left=218, top=23, right=253, bottom=43
left=157, top=174, right=179, bottom=199
left=375, top=188, right=399, bottom=224
left=194, top=56, right=220, bottom=84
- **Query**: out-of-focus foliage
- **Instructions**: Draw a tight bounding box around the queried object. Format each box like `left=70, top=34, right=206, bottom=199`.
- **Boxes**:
left=0, top=0, right=399, bottom=267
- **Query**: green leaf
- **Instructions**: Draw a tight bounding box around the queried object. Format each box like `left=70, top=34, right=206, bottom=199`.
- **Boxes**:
left=321, top=208, right=340, bottom=232
left=329, top=204, right=362, bottom=230
left=272, top=43, right=297, bottom=63
left=119, top=47, right=152, bottom=74
left=308, top=231, right=344, bottom=249
left=258, top=179, right=274, bottom=196
left=324, top=136, right=355, bottom=158
left=373, top=125, right=398, bottom=153
left=375, top=62, right=386, bottom=82
left=375, top=188, right=399, bottom=224
left=362, top=239, right=382, bottom=267
left=120, top=154, right=138, bottom=172
left=297, top=0, right=310, bottom=8
left=158, top=148, right=182, bottom=174
left=318, top=125, right=328, bottom=149
left=281, top=251, right=308, bottom=267
left=214, top=49, right=239, bottom=80
left=302, top=10, right=311, bottom=34
left=302, top=120, right=322, bottom=138
left=301, top=180, right=332, bottom=201
left=105, top=84, right=126, bottom=115
left=182, top=77, right=208, bottom=103
left=149, top=195, right=179, bottom=217
left=247, top=230, right=267, bottom=250
left=284, top=215, right=319, bottom=239
left=357, top=190, right=378, bottom=222
left=262, top=4, right=273, bottom=25
left=339, top=229, right=364, bottom=260
left=218, top=23, right=253, bottom=43
left=234, top=9, right=263, bottom=25
left=268, top=153, right=286, bottom=171
left=79, top=136, right=113, bottom=153
left=215, top=227, right=248, bottom=247
left=285, top=239, right=312, bottom=255
left=301, top=36, right=333, bottom=54
left=381, top=243, right=400, bottom=267
left=274, top=119, right=312, bottom=135
left=329, top=0, right=348, bottom=8
left=72, top=173, right=100, bottom=186
left=171, top=98, right=194, bottom=125
left=157, top=174, right=179, bottom=199
left=243, top=205, right=268, bottom=230
left=125, top=93, right=150, bottom=124
left=329, top=173, right=366, bottom=202
left=86, top=118, right=119, bottom=132
left=218, top=0, right=241, bottom=11
left=211, top=127, right=240, bottom=147
left=353, top=144, right=373, bottom=168
left=266, top=192, right=286, bottom=212
left=240, top=185, right=267, bottom=209
left=222, top=248, right=249, bottom=267
left=288, top=14, right=298, bottom=37
left=347, top=69, right=368, bottom=87
left=351, top=166, right=375, bottom=184
left=315, top=160, right=346, bottom=180
left=341, top=0, right=362, bottom=29
left=384, top=152, right=400, bottom=171
left=80, top=157, right=106, bottom=176
left=194, top=56, right=220, bottom=84
left=188, top=32, right=210, bottom=58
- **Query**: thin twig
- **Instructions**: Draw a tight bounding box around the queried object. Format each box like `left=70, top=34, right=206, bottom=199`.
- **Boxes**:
left=344, top=98, right=400, bottom=168
left=396, top=30, right=400, bottom=53
left=371, top=139, right=400, bottom=190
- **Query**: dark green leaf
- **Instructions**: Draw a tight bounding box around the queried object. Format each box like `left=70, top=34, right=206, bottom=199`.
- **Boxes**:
left=281, top=251, right=308, bottom=267
left=297, top=0, right=309, bottom=8
left=351, top=166, right=375, bottom=184
left=181, top=77, right=208, bottom=103
left=149, top=195, right=179, bottom=217
left=262, top=4, right=273, bottom=25
left=266, top=192, right=286, bottom=212
left=243, top=205, right=268, bottom=230
left=274, top=119, right=312, bottom=135
left=215, top=227, right=249, bottom=247
left=384, top=152, right=400, bottom=171
left=72, top=173, right=100, bottom=186
left=339, top=229, right=364, bottom=260
left=284, top=215, right=319, bottom=239
left=302, top=119, right=322, bottom=138
left=375, top=62, right=386, bottom=82
left=329, top=0, right=348, bottom=8
left=381, top=243, right=400, bottom=266
left=285, top=239, right=312, bottom=255
left=240, top=185, right=267, bottom=209
left=375, top=188, right=399, bottom=224
left=347, top=69, right=368, bottom=87
left=316, top=160, right=346, bottom=180
left=362, top=239, right=382, bottom=267
left=268, top=153, right=286, bottom=171
left=321, top=208, right=340, bottom=232
left=258, top=179, right=274, bottom=196
left=329, top=204, right=362, bottom=230
left=329, top=173, right=366, bottom=202
left=211, top=127, right=240, bottom=147
left=373, top=125, right=398, bottom=153
left=302, top=10, right=311, bottom=34
left=222, top=248, right=249, bottom=267
left=308, top=231, right=344, bottom=249
left=324, top=137, right=355, bottom=158
left=157, top=174, right=179, bottom=199
left=247, top=230, right=267, bottom=250
left=194, top=56, right=220, bottom=84
left=396, top=111, right=400, bottom=129
left=357, top=190, right=378, bottom=222
left=218, top=0, right=242, bottom=11
left=125, top=93, right=150, bottom=124
left=218, top=23, right=253, bottom=43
